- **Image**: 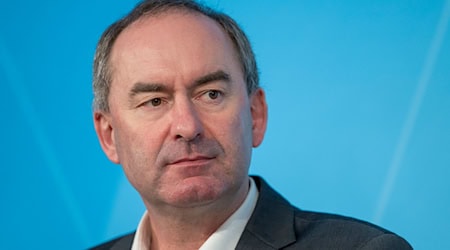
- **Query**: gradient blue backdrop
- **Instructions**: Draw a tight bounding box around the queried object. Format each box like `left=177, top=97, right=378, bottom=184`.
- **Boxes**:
left=1, top=1, right=449, bottom=249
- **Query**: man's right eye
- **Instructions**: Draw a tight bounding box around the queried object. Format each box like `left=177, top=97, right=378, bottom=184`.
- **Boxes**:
left=149, top=98, right=162, bottom=107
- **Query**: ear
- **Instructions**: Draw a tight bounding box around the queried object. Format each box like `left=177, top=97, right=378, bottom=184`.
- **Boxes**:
left=250, top=88, right=268, bottom=147
left=93, top=111, right=120, bottom=164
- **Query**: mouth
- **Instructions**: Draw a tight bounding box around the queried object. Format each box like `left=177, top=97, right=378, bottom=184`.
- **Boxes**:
left=168, top=155, right=215, bottom=168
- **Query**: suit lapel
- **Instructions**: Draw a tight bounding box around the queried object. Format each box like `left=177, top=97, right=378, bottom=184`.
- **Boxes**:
left=110, top=233, right=134, bottom=250
left=236, top=176, right=297, bottom=250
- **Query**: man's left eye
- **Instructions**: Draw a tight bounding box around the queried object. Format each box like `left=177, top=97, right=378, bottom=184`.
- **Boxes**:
left=207, top=90, right=221, bottom=99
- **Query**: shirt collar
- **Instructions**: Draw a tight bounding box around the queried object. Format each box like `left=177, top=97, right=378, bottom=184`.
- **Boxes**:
left=199, top=177, right=259, bottom=250
left=131, top=177, right=259, bottom=250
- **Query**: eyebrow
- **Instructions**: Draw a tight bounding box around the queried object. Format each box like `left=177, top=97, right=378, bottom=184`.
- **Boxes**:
left=194, top=70, right=231, bottom=87
left=129, top=82, right=168, bottom=99
left=128, top=70, right=231, bottom=99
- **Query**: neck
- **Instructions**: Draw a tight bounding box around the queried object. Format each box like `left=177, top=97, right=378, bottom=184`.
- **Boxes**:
left=144, top=178, right=250, bottom=250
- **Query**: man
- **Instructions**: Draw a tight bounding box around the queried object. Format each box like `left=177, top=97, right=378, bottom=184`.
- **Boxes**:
left=91, top=0, right=412, bottom=249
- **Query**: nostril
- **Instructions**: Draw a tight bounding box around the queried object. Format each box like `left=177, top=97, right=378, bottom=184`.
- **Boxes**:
left=176, top=132, right=201, bottom=142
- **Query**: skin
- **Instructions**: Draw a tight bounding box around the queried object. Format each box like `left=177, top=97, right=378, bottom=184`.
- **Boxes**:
left=94, top=10, right=268, bottom=249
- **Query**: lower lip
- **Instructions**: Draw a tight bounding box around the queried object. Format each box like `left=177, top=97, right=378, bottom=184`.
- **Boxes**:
left=168, top=159, right=214, bottom=177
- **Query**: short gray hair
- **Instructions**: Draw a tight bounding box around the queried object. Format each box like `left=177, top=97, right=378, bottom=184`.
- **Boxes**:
left=93, top=0, right=259, bottom=112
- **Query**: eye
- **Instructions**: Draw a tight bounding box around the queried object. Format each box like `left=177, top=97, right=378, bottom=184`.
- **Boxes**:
left=140, top=97, right=164, bottom=108
left=207, top=90, right=221, bottom=100
left=149, top=98, right=162, bottom=106
left=194, top=88, right=226, bottom=108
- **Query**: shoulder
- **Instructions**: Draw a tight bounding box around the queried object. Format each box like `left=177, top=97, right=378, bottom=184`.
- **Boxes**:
left=292, top=210, right=412, bottom=249
left=88, top=232, right=135, bottom=250
left=249, top=176, right=412, bottom=249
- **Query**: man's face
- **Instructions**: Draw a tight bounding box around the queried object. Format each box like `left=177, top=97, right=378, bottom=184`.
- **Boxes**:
left=94, top=11, right=267, bottom=208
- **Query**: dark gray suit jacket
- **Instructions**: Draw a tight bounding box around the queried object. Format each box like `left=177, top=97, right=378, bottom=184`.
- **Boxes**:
left=90, top=176, right=412, bottom=249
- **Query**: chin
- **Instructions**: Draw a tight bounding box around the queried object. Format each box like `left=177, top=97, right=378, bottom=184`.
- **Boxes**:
left=167, top=175, right=228, bottom=206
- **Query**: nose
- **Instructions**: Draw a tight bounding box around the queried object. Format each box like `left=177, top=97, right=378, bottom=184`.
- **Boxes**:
left=171, top=98, right=204, bottom=142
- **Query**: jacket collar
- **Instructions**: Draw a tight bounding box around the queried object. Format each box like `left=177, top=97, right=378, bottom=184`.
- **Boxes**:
left=236, top=176, right=297, bottom=249
left=110, top=233, right=134, bottom=250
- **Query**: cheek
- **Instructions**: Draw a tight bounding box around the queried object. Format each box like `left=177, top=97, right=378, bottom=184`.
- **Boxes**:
left=113, top=122, right=157, bottom=171
left=113, top=113, right=163, bottom=157
left=215, top=104, right=253, bottom=162
left=115, top=128, right=162, bottom=193
left=213, top=107, right=250, bottom=141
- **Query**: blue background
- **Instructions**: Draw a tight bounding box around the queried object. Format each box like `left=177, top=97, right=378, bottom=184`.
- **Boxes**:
left=1, top=1, right=449, bottom=249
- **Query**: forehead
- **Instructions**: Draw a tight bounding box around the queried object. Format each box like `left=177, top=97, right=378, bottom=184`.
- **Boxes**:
left=109, top=10, right=240, bottom=83
left=119, top=9, right=225, bottom=42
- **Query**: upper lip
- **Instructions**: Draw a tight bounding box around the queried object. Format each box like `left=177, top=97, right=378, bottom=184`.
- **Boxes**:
left=169, top=155, right=214, bottom=165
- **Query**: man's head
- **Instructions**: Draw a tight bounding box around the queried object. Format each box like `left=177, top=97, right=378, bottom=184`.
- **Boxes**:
left=93, top=0, right=267, bottom=209
left=93, top=0, right=259, bottom=113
